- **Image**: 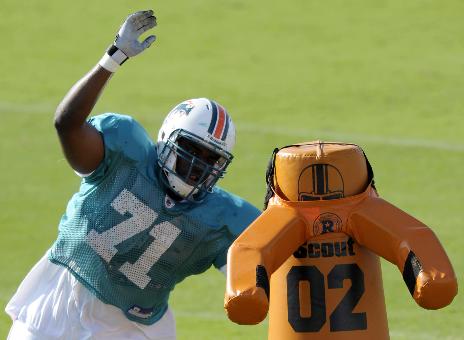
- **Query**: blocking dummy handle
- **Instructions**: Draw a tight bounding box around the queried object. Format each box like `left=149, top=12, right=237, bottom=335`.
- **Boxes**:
left=224, top=205, right=307, bottom=324
left=349, top=197, right=458, bottom=309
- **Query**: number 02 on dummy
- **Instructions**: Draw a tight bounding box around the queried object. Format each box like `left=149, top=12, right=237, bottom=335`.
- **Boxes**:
left=224, top=141, right=457, bottom=340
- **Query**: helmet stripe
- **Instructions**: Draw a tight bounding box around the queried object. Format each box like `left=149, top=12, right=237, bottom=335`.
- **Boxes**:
left=208, top=101, right=218, bottom=134
left=221, top=111, right=230, bottom=141
left=315, top=164, right=325, bottom=195
left=214, top=104, right=226, bottom=139
left=324, top=164, right=329, bottom=193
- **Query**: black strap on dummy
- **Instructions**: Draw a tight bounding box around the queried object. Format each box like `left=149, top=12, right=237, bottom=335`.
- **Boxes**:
left=264, top=145, right=297, bottom=210
left=263, top=148, right=279, bottom=210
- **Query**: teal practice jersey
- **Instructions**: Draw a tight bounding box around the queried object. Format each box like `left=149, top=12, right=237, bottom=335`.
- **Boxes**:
left=49, top=113, right=261, bottom=325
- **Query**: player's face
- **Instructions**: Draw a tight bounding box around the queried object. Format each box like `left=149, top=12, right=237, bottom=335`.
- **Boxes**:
left=175, top=137, right=224, bottom=186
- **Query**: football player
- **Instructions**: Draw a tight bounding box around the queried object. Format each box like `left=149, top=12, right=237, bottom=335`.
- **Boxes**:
left=5, top=10, right=260, bottom=340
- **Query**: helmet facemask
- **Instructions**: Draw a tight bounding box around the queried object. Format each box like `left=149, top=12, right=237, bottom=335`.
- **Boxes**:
left=158, top=129, right=233, bottom=201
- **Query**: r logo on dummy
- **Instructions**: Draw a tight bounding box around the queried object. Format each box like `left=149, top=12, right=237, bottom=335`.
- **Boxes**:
left=313, top=213, right=343, bottom=235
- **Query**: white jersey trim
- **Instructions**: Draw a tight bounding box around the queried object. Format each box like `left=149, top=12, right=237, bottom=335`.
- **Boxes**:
left=74, top=170, right=95, bottom=178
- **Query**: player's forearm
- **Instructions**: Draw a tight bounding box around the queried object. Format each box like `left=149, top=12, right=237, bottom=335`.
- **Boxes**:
left=54, top=65, right=112, bottom=132
left=52, top=11, right=157, bottom=175
left=55, top=10, right=156, bottom=132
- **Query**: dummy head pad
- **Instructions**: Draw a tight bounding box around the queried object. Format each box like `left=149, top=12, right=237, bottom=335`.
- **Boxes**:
left=273, top=141, right=369, bottom=201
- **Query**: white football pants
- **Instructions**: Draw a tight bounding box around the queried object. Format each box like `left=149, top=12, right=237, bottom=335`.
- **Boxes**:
left=5, top=251, right=176, bottom=340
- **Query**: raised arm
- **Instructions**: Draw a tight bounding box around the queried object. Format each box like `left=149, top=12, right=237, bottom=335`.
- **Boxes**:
left=54, top=10, right=157, bottom=174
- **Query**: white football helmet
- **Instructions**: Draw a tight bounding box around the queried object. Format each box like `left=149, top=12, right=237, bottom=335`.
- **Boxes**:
left=157, top=98, right=236, bottom=201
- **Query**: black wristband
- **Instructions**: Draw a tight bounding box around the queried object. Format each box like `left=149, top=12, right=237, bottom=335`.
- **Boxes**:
left=107, top=45, right=129, bottom=65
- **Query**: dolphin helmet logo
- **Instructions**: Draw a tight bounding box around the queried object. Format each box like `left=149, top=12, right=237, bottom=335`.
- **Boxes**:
left=170, top=102, right=194, bottom=117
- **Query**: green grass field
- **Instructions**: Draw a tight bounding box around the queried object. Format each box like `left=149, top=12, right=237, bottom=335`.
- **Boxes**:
left=1, top=0, right=463, bottom=338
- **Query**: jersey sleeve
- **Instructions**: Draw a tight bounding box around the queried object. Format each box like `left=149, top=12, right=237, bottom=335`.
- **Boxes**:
left=212, top=192, right=261, bottom=269
left=84, top=113, right=155, bottom=182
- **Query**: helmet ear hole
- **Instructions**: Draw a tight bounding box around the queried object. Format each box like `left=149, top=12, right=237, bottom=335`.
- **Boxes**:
left=156, top=98, right=235, bottom=201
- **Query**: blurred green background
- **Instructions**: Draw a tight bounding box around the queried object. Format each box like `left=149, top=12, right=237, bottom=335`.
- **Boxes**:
left=0, top=0, right=462, bottom=339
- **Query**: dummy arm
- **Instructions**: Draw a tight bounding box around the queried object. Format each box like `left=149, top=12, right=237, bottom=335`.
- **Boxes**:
left=225, top=205, right=306, bottom=324
left=349, top=197, right=457, bottom=309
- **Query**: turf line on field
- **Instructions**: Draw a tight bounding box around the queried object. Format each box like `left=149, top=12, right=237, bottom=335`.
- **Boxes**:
left=1, top=101, right=463, bottom=153
left=389, top=331, right=461, bottom=340
left=174, top=310, right=269, bottom=324
left=174, top=311, right=229, bottom=320
left=0, top=101, right=55, bottom=114
left=238, top=122, right=464, bottom=152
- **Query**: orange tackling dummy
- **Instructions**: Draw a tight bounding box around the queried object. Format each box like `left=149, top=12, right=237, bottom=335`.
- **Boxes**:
left=224, top=141, right=457, bottom=340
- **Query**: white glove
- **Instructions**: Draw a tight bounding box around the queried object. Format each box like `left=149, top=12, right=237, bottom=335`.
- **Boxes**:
left=99, top=10, right=157, bottom=72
